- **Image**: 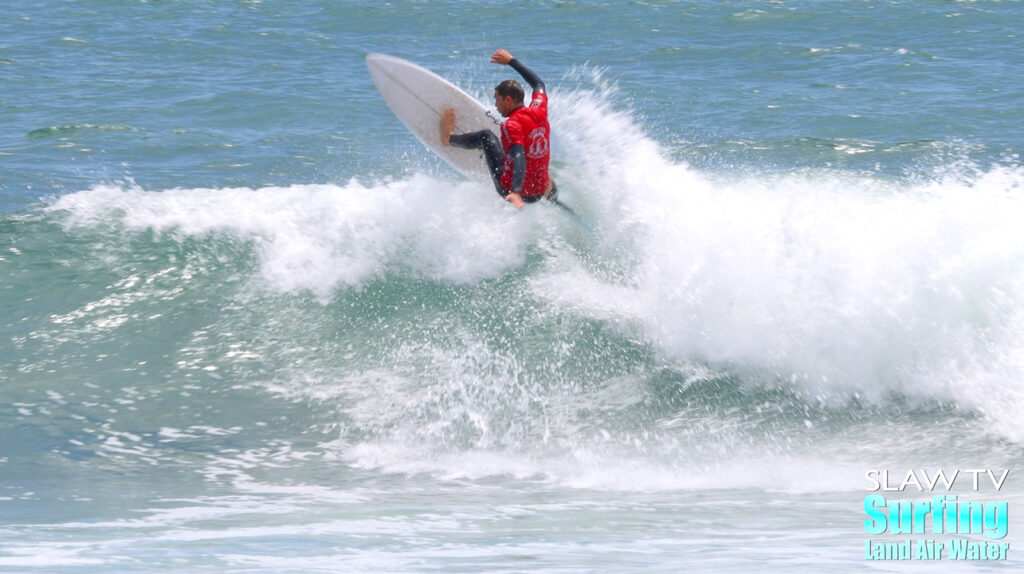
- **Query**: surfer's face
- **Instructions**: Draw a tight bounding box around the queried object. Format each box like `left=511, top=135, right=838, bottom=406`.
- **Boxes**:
left=494, top=92, right=516, bottom=117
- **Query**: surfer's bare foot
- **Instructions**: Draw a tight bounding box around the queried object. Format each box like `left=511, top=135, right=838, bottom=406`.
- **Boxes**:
left=440, top=108, right=455, bottom=146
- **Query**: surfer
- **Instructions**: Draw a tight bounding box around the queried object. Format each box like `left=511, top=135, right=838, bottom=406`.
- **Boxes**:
left=440, top=49, right=556, bottom=209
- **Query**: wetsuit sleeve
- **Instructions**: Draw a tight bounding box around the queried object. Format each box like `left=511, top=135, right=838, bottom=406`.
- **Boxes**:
left=508, top=144, right=527, bottom=193
left=509, top=58, right=545, bottom=94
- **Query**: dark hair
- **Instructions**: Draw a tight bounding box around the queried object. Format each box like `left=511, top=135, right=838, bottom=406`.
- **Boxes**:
left=495, top=79, right=524, bottom=104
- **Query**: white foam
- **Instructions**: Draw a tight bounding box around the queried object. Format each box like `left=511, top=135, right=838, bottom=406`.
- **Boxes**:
left=546, top=88, right=1024, bottom=440
left=48, top=175, right=539, bottom=299
left=342, top=437, right=869, bottom=494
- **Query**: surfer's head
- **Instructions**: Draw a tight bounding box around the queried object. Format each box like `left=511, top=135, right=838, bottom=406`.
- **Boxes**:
left=494, top=79, right=524, bottom=117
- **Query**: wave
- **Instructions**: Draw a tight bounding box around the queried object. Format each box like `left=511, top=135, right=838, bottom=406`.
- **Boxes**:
left=28, top=83, right=1024, bottom=490
left=554, top=80, right=1024, bottom=433
left=45, top=176, right=558, bottom=299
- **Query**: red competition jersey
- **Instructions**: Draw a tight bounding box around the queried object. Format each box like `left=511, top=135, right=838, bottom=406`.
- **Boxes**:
left=499, top=92, right=551, bottom=197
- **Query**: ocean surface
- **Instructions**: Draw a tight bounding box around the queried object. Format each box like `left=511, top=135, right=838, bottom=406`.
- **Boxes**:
left=3, top=1, right=1024, bottom=571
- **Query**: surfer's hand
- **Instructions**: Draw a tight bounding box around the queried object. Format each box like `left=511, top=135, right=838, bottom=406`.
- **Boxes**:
left=490, top=49, right=514, bottom=66
left=505, top=192, right=526, bottom=208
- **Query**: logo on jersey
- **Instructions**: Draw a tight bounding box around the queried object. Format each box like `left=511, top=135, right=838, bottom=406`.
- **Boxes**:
left=526, top=127, right=549, bottom=159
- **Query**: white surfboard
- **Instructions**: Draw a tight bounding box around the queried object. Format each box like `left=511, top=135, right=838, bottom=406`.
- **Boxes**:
left=366, top=53, right=500, bottom=179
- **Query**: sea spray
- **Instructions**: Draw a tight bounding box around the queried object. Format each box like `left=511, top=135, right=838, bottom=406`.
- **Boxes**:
left=546, top=88, right=1024, bottom=440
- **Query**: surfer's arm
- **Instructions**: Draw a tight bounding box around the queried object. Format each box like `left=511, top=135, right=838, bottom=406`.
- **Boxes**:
left=509, top=59, right=545, bottom=94
left=505, top=148, right=527, bottom=208
left=491, top=49, right=545, bottom=94
left=508, top=144, right=527, bottom=194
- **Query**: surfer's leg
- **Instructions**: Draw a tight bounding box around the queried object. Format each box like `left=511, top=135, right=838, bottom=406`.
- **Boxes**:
left=545, top=181, right=559, bottom=202
left=448, top=130, right=506, bottom=196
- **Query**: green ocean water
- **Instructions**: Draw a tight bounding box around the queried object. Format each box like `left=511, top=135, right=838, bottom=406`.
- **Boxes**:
left=3, top=1, right=1024, bottom=571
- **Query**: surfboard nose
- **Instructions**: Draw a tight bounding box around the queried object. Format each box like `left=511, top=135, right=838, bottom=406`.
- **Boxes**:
left=365, top=53, right=500, bottom=179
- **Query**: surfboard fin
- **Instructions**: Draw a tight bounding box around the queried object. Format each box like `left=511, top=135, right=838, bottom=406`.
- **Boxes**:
left=548, top=197, right=595, bottom=236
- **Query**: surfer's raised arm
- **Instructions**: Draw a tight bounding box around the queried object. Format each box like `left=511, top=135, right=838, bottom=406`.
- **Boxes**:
left=491, top=49, right=545, bottom=95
